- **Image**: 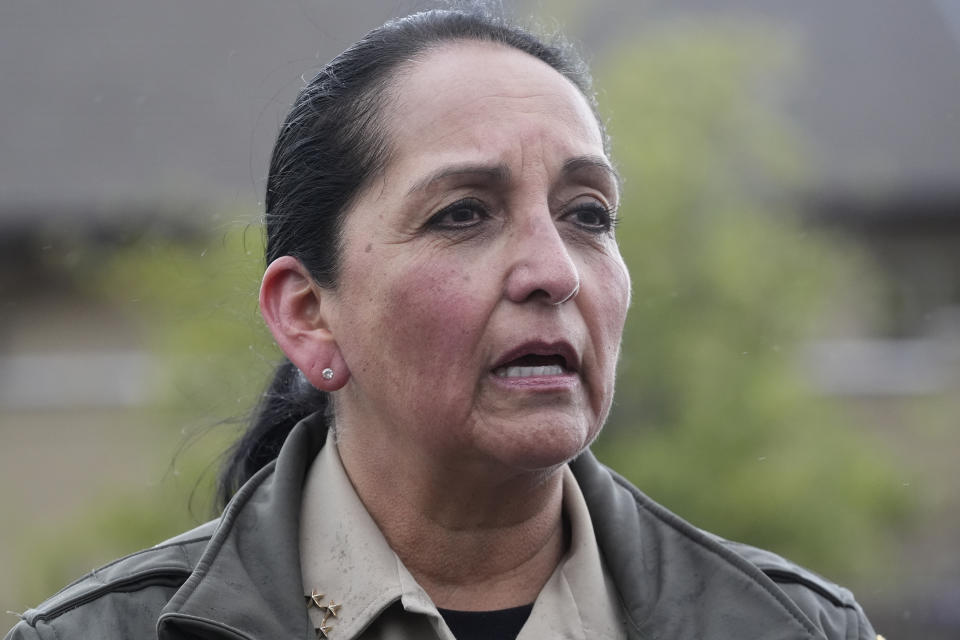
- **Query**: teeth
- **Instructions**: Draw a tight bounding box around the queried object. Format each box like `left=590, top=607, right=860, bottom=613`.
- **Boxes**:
left=495, top=364, right=565, bottom=378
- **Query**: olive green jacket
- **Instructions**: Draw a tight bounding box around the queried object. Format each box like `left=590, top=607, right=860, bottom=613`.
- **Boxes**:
left=6, top=415, right=876, bottom=640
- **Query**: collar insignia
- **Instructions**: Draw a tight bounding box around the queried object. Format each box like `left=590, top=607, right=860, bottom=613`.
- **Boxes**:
left=306, top=588, right=342, bottom=638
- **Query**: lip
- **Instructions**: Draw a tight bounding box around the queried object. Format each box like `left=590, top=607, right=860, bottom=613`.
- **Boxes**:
left=491, top=340, right=581, bottom=374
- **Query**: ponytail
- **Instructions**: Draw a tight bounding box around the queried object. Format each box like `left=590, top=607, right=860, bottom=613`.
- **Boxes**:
left=217, top=359, right=330, bottom=508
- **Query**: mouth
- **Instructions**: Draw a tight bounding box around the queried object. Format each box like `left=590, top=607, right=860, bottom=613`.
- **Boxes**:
left=491, top=342, right=579, bottom=379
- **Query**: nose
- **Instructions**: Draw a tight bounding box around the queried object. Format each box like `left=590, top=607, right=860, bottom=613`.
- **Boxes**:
left=503, top=214, right=581, bottom=306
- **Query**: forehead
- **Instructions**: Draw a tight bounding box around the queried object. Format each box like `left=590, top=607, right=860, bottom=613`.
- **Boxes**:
left=382, top=41, right=604, bottom=167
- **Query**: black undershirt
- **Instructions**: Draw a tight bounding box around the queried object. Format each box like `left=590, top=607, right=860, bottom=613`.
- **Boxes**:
left=438, top=603, right=534, bottom=640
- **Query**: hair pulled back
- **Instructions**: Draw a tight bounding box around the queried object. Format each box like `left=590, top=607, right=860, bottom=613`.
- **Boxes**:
left=217, top=7, right=600, bottom=507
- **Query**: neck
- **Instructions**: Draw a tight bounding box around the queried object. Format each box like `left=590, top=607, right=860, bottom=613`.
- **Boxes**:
left=336, top=430, right=568, bottom=611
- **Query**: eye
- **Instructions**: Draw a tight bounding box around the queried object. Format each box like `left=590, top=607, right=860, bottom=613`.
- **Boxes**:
left=425, top=197, right=490, bottom=230
left=563, top=200, right=617, bottom=233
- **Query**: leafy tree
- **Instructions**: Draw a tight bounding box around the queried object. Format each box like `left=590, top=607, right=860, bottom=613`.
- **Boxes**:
left=592, top=22, right=910, bottom=579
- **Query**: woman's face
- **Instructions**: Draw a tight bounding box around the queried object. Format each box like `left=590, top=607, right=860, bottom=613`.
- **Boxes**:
left=326, top=42, right=630, bottom=475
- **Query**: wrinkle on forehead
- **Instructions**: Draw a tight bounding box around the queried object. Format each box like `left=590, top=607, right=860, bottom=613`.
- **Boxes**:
left=356, top=41, right=608, bottom=205
left=385, top=41, right=602, bottom=147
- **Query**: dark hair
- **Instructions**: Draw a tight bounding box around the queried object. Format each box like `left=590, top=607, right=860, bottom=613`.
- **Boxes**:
left=217, top=7, right=601, bottom=507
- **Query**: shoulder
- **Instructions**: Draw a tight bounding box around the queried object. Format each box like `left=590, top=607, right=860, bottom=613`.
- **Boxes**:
left=571, top=451, right=878, bottom=640
left=4, top=520, right=218, bottom=640
left=716, top=536, right=878, bottom=640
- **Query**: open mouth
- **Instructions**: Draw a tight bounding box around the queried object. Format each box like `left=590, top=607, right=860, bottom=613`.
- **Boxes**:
left=493, top=354, right=570, bottom=378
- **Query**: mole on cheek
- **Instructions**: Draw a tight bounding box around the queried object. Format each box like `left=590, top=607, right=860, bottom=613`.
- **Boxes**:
left=365, top=243, right=373, bottom=253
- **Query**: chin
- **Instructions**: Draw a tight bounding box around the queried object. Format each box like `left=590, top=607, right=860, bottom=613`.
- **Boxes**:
left=475, top=416, right=599, bottom=473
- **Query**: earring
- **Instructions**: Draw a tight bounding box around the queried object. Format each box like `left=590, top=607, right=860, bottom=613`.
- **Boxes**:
left=321, top=368, right=335, bottom=380
left=553, top=281, right=581, bottom=306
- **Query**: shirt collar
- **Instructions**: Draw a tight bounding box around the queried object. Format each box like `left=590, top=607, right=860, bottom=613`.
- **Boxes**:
left=519, top=466, right=627, bottom=640
left=299, top=437, right=440, bottom=637
left=299, top=439, right=626, bottom=640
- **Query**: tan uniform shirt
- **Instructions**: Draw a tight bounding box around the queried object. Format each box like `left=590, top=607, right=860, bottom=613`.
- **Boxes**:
left=299, top=441, right=628, bottom=639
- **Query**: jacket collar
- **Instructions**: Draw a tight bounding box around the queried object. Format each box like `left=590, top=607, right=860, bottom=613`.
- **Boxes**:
left=570, top=450, right=823, bottom=640
left=156, top=414, right=823, bottom=640
left=157, top=414, right=329, bottom=640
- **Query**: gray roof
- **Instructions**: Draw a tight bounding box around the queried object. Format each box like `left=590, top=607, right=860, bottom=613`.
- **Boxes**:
left=2, top=0, right=959, bottom=218
left=0, top=0, right=404, bottom=211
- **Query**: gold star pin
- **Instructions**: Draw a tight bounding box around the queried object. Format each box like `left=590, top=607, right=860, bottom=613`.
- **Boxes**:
left=307, top=588, right=326, bottom=609
left=306, top=589, right=341, bottom=636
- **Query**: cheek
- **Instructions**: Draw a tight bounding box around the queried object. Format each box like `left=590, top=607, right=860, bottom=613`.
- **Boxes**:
left=605, top=263, right=631, bottom=352
left=590, top=253, right=631, bottom=347
left=375, top=260, right=497, bottom=430
left=587, top=256, right=631, bottom=397
left=352, top=254, right=491, bottom=389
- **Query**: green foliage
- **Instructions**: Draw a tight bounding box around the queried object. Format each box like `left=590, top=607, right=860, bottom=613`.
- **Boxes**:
left=82, top=223, right=280, bottom=415
left=592, top=22, right=911, bottom=579
left=12, top=428, right=230, bottom=607
left=11, top=224, right=276, bottom=607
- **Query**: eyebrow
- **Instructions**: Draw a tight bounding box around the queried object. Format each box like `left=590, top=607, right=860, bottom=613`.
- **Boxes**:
left=405, top=155, right=620, bottom=196
left=406, top=163, right=510, bottom=196
left=562, top=155, right=622, bottom=192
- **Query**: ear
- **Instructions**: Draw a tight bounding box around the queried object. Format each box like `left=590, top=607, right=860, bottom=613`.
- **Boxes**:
left=259, top=256, right=349, bottom=390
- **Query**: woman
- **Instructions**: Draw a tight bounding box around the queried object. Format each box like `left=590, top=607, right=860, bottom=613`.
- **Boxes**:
left=6, top=8, right=878, bottom=640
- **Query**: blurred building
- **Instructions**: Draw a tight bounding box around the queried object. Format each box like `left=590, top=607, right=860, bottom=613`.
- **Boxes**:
left=2, top=0, right=959, bottom=406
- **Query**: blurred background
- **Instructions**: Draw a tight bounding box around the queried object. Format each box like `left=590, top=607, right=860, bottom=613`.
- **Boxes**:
left=1, top=1, right=958, bottom=637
